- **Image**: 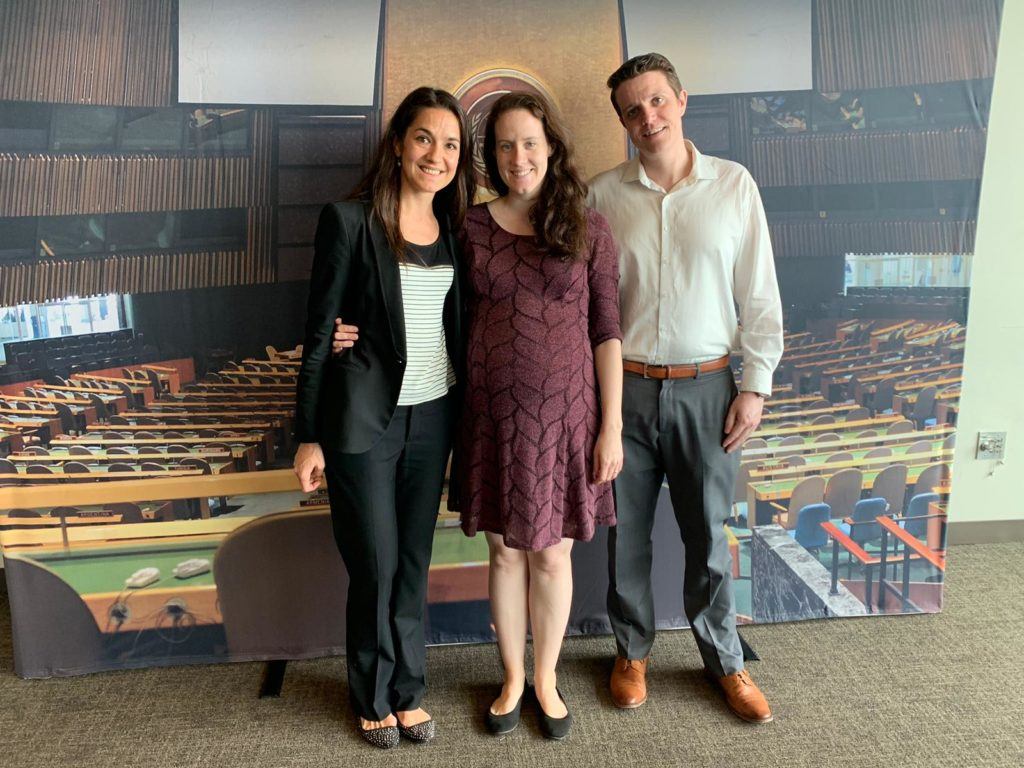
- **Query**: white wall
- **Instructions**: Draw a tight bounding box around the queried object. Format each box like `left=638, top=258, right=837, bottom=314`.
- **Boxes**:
left=621, top=0, right=812, bottom=95
left=177, top=0, right=381, bottom=106
left=947, top=1, right=1024, bottom=525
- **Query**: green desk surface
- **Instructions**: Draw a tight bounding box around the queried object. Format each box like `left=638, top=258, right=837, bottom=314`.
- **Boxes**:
left=7, top=449, right=233, bottom=462
left=22, top=523, right=487, bottom=599
left=2, top=462, right=213, bottom=477
left=29, top=543, right=219, bottom=595
left=742, top=425, right=955, bottom=460
left=86, top=423, right=272, bottom=432
left=123, top=410, right=292, bottom=418
left=763, top=426, right=895, bottom=444
left=750, top=441, right=948, bottom=476
left=756, top=416, right=899, bottom=439
left=432, top=525, right=489, bottom=565
left=823, top=445, right=938, bottom=463
left=761, top=404, right=858, bottom=421
left=0, top=407, right=58, bottom=417
left=750, top=462, right=938, bottom=501
left=53, top=435, right=262, bottom=445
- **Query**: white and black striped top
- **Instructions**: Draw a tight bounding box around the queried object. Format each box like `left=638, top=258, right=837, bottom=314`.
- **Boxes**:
left=396, top=239, right=456, bottom=406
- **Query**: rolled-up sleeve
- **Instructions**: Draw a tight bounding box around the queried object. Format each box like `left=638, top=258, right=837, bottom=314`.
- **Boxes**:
left=732, top=177, right=783, bottom=396
left=294, top=203, right=351, bottom=443
left=586, top=211, right=623, bottom=347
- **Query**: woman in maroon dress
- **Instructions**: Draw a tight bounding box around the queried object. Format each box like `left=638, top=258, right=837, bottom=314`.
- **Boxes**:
left=457, top=92, right=623, bottom=739
left=330, top=92, right=622, bottom=739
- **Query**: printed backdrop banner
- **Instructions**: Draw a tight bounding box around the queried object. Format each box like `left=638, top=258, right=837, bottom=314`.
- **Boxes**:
left=0, top=0, right=1000, bottom=677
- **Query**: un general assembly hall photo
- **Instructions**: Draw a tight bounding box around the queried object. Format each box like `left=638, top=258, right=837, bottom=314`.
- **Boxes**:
left=0, top=1, right=1021, bottom=766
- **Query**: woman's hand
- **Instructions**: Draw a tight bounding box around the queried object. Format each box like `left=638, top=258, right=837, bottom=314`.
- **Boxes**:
left=593, top=426, right=623, bottom=484
left=330, top=317, right=360, bottom=355
left=294, top=442, right=326, bottom=492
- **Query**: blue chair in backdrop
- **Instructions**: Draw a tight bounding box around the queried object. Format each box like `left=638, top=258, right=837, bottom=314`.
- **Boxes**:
left=789, top=502, right=832, bottom=557
left=843, top=496, right=890, bottom=579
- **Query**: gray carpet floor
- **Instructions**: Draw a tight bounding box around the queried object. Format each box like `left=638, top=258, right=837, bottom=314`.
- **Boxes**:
left=1, top=542, right=1022, bottom=768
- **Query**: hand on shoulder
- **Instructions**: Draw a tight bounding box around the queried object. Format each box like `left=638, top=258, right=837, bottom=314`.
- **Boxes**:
left=331, top=317, right=360, bottom=355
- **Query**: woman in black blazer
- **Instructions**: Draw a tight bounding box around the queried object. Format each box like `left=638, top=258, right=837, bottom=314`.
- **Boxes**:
left=293, top=87, right=474, bottom=749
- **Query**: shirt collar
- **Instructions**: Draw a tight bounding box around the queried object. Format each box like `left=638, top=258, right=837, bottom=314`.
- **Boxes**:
left=621, top=140, right=718, bottom=192
left=687, top=141, right=719, bottom=181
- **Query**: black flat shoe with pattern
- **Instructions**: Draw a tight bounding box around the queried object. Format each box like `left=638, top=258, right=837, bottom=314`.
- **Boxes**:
left=357, top=721, right=400, bottom=749
left=398, top=718, right=436, bottom=743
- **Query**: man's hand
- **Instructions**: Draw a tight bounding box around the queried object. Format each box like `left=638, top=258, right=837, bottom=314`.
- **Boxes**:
left=722, top=391, right=764, bottom=453
left=330, top=317, right=360, bottom=355
left=593, top=427, right=624, bottom=484
left=294, top=442, right=326, bottom=492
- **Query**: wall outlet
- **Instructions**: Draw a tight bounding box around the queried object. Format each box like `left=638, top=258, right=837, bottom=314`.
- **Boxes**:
left=976, top=432, right=1007, bottom=460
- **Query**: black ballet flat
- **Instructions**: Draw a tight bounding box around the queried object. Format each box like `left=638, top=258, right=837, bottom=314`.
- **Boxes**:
left=357, top=721, right=400, bottom=749
left=485, top=686, right=527, bottom=735
left=535, top=687, right=573, bottom=741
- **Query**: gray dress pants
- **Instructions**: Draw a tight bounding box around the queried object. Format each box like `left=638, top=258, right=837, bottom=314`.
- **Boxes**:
left=608, top=367, right=744, bottom=678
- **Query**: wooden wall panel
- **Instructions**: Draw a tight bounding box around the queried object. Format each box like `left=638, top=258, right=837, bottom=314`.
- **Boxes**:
left=122, top=0, right=174, bottom=106
left=273, top=114, right=371, bottom=284
left=277, top=167, right=364, bottom=206
left=249, top=111, right=273, bottom=208
left=247, top=206, right=275, bottom=284
left=816, top=0, right=1002, bottom=91
left=0, top=249, right=260, bottom=305
left=278, top=123, right=366, bottom=166
left=0, top=0, right=174, bottom=106
left=769, top=219, right=976, bottom=259
left=751, top=127, right=987, bottom=187
left=0, top=154, right=256, bottom=216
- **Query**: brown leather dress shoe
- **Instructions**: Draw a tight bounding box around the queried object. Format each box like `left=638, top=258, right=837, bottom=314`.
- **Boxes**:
left=610, top=656, right=649, bottom=709
left=716, top=669, right=773, bottom=723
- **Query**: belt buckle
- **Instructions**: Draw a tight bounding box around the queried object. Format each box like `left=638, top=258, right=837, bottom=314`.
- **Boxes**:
left=642, top=363, right=652, bottom=379
left=693, top=360, right=702, bottom=380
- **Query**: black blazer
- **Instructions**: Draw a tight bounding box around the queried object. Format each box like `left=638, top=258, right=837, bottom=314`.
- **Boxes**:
left=295, top=201, right=464, bottom=453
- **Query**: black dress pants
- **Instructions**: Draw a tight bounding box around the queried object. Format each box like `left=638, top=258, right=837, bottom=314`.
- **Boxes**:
left=323, top=393, right=453, bottom=720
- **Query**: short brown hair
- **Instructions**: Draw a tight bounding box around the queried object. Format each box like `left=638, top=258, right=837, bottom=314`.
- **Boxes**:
left=606, top=53, right=683, bottom=117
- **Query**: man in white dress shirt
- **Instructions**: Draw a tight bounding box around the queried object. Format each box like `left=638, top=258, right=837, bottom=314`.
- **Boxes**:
left=587, top=53, right=783, bottom=723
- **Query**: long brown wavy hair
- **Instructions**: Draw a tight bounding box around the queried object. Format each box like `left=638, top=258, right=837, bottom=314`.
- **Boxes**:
left=483, top=92, right=589, bottom=262
left=350, top=87, right=475, bottom=257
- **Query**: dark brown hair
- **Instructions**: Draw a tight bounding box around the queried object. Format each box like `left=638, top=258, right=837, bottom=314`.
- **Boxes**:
left=483, top=92, right=589, bottom=262
left=606, top=52, right=683, bottom=117
left=350, top=87, right=475, bottom=257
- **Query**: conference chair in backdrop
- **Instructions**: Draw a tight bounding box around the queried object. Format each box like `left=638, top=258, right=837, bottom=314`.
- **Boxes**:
left=0, top=0, right=997, bottom=677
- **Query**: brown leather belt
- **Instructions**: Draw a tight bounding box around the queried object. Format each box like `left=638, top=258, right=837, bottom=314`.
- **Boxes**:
left=623, top=354, right=730, bottom=380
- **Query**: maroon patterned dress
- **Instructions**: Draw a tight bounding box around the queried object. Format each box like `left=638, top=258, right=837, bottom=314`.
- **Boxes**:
left=455, top=204, right=622, bottom=551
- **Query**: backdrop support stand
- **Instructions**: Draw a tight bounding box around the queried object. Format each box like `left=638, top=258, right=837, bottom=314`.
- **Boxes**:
left=739, top=632, right=760, bottom=662
left=259, top=660, right=288, bottom=697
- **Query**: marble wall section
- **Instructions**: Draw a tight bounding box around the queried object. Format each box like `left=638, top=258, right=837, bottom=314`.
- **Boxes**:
left=751, top=525, right=866, bottom=623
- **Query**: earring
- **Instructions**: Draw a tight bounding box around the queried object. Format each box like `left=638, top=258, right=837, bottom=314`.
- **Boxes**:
left=397, top=158, right=402, bottom=166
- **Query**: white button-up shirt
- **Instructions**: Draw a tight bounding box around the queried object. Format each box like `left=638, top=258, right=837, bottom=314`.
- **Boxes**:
left=587, top=141, right=783, bottom=395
